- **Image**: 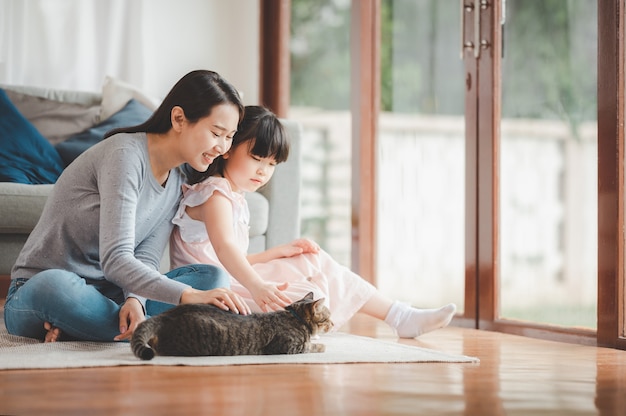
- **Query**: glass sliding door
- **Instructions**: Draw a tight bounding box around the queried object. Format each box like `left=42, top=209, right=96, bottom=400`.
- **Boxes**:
left=289, top=0, right=353, bottom=268
left=499, top=0, right=597, bottom=328
left=376, top=0, right=466, bottom=311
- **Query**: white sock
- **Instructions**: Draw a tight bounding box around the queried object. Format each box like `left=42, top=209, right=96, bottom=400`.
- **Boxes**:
left=384, top=301, right=457, bottom=338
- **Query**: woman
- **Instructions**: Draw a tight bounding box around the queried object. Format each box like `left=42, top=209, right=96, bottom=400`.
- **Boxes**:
left=5, top=70, right=251, bottom=343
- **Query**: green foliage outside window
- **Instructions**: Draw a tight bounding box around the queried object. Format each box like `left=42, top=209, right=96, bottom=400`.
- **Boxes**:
left=290, top=0, right=597, bottom=126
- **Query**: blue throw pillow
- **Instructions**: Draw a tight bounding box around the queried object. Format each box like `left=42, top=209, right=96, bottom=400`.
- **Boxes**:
left=0, top=89, right=65, bottom=184
left=55, top=99, right=153, bottom=167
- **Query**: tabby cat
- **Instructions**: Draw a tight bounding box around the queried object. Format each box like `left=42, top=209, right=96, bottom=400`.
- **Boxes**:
left=131, top=292, right=334, bottom=360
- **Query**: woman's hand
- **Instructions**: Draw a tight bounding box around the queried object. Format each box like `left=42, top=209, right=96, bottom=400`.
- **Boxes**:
left=180, top=287, right=252, bottom=315
left=249, top=282, right=292, bottom=312
left=114, top=297, right=145, bottom=341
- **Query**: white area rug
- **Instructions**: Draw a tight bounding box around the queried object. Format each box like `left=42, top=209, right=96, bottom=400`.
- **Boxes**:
left=0, top=324, right=478, bottom=369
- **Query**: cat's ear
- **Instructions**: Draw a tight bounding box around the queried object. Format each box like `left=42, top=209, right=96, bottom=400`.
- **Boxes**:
left=303, top=292, right=314, bottom=301
left=312, top=298, right=326, bottom=311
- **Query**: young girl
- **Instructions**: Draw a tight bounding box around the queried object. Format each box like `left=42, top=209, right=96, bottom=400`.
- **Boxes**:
left=169, top=106, right=456, bottom=338
left=5, top=70, right=251, bottom=343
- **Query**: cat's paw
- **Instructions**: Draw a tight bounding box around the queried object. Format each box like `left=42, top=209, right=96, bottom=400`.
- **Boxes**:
left=309, top=343, right=325, bottom=353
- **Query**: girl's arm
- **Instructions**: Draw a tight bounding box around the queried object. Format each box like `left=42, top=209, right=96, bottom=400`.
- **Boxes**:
left=247, top=238, right=321, bottom=265
left=190, top=192, right=292, bottom=311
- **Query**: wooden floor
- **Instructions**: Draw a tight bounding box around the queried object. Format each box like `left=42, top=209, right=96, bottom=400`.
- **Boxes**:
left=1, top=311, right=626, bottom=416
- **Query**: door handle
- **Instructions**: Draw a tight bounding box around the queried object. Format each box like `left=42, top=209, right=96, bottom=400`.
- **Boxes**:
left=475, top=0, right=490, bottom=58
left=460, top=1, right=474, bottom=59
left=461, top=0, right=491, bottom=59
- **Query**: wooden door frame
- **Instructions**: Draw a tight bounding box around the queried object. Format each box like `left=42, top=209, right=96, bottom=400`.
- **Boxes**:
left=462, top=0, right=480, bottom=328
left=597, top=0, right=626, bottom=349
left=475, top=0, right=499, bottom=330
left=349, top=0, right=379, bottom=284
left=259, top=0, right=291, bottom=118
left=460, top=0, right=500, bottom=330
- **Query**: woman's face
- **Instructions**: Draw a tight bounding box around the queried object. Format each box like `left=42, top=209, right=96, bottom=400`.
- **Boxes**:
left=180, top=103, right=240, bottom=173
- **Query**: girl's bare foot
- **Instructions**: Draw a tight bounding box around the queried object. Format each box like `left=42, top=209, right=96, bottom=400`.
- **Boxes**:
left=43, top=322, right=61, bottom=343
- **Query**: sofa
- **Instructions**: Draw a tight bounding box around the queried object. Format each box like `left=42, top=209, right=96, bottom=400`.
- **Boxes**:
left=0, top=79, right=302, bottom=296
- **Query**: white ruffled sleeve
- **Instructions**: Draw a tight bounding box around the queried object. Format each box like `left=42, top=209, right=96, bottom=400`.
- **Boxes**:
left=172, top=178, right=234, bottom=243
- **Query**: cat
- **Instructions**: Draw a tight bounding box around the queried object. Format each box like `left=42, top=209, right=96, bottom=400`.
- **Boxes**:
left=131, top=292, right=334, bottom=360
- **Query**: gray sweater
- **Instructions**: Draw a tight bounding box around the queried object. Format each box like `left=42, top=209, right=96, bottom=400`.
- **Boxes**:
left=12, top=132, right=189, bottom=306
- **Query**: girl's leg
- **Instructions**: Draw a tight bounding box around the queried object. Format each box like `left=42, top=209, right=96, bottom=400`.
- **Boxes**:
left=145, top=264, right=229, bottom=316
left=307, top=250, right=456, bottom=338
left=253, top=250, right=456, bottom=337
left=358, top=291, right=456, bottom=338
left=3, top=270, right=122, bottom=342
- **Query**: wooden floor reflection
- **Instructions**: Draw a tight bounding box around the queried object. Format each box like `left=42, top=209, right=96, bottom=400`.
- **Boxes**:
left=1, top=313, right=626, bottom=415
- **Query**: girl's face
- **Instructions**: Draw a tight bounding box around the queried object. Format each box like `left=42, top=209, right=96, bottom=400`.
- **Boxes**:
left=222, top=140, right=277, bottom=193
left=180, top=103, right=240, bottom=173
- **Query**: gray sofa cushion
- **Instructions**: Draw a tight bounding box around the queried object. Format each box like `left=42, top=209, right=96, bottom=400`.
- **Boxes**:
left=0, top=235, right=28, bottom=277
left=0, top=183, right=53, bottom=233
left=246, top=192, right=269, bottom=237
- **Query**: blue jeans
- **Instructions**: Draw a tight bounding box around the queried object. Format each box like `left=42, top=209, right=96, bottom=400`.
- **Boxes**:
left=3, top=264, right=229, bottom=342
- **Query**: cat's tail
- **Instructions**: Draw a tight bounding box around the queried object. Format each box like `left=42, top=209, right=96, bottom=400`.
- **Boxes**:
left=131, top=320, right=156, bottom=360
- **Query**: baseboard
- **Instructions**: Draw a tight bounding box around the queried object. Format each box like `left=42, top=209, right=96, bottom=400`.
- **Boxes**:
left=0, top=274, right=10, bottom=299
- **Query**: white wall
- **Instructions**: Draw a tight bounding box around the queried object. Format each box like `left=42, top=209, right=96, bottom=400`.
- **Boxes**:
left=0, top=0, right=259, bottom=103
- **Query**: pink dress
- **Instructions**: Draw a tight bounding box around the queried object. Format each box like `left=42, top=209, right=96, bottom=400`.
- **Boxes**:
left=170, top=177, right=376, bottom=329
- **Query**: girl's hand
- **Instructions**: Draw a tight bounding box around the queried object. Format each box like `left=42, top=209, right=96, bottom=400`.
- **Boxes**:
left=114, top=297, right=146, bottom=341
left=250, top=282, right=292, bottom=312
left=274, top=238, right=320, bottom=259
left=180, top=287, right=252, bottom=315
left=291, top=238, right=320, bottom=254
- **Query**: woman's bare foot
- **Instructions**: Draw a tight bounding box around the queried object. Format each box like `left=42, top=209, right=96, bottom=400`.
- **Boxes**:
left=43, top=321, right=62, bottom=343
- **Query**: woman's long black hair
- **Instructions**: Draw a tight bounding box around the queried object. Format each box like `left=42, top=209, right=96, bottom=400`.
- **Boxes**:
left=104, top=70, right=244, bottom=139
left=186, top=105, right=290, bottom=185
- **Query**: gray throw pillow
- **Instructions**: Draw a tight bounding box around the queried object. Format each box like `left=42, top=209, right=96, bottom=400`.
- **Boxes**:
left=55, top=99, right=153, bottom=167
left=4, top=89, right=100, bottom=145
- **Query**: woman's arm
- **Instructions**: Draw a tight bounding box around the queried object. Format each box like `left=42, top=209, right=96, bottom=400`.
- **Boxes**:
left=190, top=192, right=292, bottom=311
left=98, top=146, right=189, bottom=305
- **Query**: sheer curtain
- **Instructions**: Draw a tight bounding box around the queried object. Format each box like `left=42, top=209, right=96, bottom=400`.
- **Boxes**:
left=0, top=0, right=145, bottom=91
left=0, top=0, right=259, bottom=100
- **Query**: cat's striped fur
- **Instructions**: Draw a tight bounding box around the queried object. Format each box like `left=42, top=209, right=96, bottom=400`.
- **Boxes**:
left=131, top=292, right=333, bottom=360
